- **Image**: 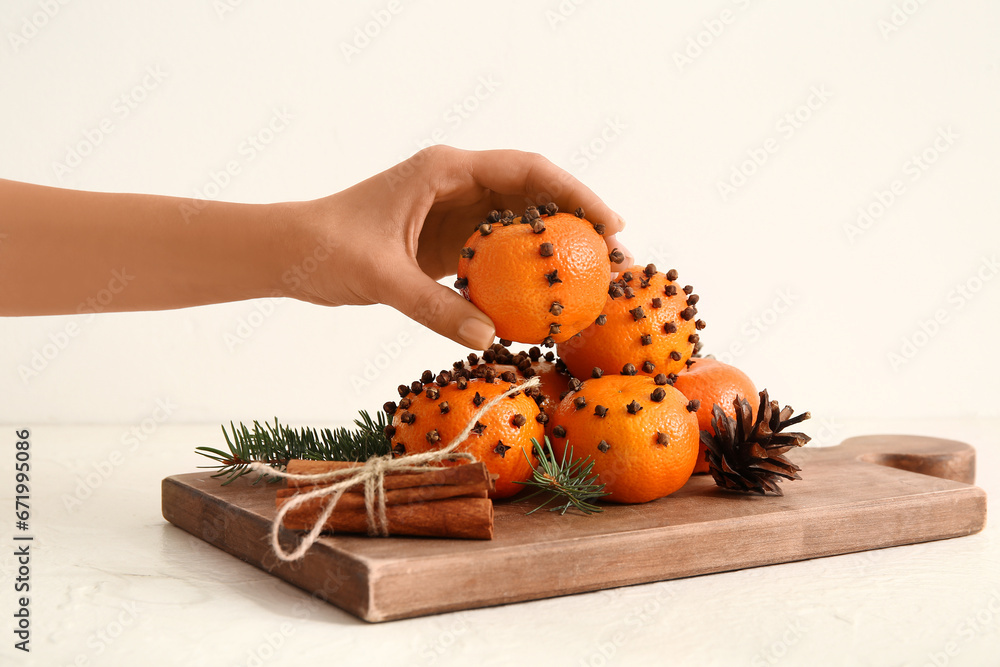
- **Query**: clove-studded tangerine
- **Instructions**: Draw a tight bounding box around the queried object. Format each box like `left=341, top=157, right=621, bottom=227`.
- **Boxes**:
left=556, top=264, right=705, bottom=380
left=384, top=368, right=543, bottom=498
left=456, top=206, right=613, bottom=346
left=548, top=374, right=700, bottom=503
left=672, top=357, right=758, bottom=474
left=490, top=343, right=571, bottom=438
left=452, top=343, right=572, bottom=441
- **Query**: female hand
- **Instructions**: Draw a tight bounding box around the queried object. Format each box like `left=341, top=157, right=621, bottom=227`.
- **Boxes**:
left=286, top=146, right=631, bottom=349
left=1, top=146, right=630, bottom=352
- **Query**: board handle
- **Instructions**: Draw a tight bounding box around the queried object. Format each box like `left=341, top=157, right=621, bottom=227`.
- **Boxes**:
left=831, top=434, right=976, bottom=484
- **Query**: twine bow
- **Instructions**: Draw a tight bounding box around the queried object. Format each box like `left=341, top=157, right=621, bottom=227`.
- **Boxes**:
left=251, top=376, right=541, bottom=561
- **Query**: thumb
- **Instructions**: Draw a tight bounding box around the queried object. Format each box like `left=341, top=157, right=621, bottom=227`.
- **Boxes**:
left=381, top=263, right=496, bottom=350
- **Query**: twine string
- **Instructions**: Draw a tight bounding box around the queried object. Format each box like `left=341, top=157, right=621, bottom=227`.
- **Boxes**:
left=250, top=376, right=541, bottom=561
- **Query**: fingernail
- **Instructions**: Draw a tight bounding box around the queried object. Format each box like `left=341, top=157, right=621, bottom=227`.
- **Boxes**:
left=458, top=316, right=496, bottom=349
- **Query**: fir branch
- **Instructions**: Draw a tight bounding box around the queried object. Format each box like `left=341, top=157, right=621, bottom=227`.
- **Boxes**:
left=195, top=412, right=391, bottom=485
left=515, top=437, right=608, bottom=515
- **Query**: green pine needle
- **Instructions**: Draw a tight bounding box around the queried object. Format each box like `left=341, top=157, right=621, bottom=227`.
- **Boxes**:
left=515, top=437, right=608, bottom=515
left=194, top=412, right=391, bottom=485
left=196, top=416, right=607, bottom=519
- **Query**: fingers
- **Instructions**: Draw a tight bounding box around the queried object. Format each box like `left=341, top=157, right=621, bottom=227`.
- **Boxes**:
left=380, top=261, right=496, bottom=350
left=452, top=148, right=626, bottom=236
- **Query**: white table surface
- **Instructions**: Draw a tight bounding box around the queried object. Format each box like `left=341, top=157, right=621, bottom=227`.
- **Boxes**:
left=1, top=418, right=997, bottom=667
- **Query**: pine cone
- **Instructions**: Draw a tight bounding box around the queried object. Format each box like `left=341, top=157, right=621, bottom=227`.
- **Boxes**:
left=701, top=389, right=811, bottom=496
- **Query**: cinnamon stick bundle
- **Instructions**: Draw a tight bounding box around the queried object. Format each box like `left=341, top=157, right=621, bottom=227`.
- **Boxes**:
left=282, top=459, right=493, bottom=493
left=276, top=460, right=495, bottom=540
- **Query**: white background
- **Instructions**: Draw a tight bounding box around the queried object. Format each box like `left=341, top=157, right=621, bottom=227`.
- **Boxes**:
left=2, top=3, right=999, bottom=424
left=2, top=3, right=1000, bottom=667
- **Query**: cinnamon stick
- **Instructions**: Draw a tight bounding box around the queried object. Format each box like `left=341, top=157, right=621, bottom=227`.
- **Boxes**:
left=276, top=460, right=495, bottom=539
left=280, top=497, right=494, bottom=539
left=283, top=460, right=493, bottom=493
left=275, top=482, right=488, bottom=507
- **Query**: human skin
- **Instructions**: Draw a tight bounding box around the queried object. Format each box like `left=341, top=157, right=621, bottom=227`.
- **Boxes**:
left=0, top=146, right=631, bottom=349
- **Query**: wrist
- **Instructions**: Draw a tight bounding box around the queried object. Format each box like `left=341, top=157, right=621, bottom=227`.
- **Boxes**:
left=267, top=196, right=341, bottom=305
left=259, top=199, right=308, bottom=302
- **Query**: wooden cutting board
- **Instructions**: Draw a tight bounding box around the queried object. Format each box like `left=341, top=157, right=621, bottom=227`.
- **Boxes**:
left=161, top=434, right=986, bottom=622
